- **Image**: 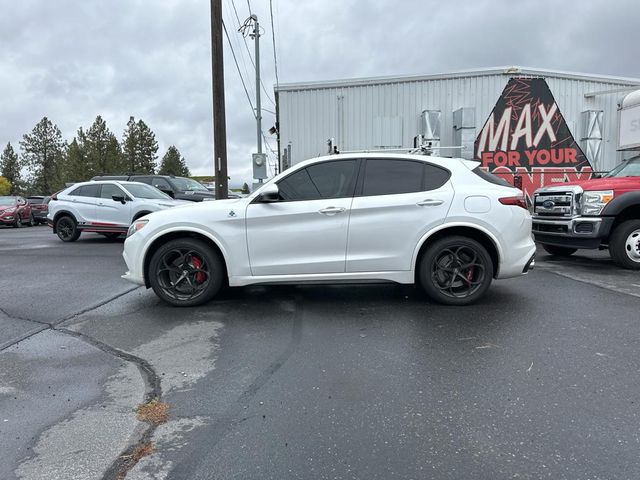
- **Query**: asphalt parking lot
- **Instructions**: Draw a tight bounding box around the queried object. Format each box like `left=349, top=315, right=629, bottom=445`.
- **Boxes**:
left=1, top=226, right=640, bottom=480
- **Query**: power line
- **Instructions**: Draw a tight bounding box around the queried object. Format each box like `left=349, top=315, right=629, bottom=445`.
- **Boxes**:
left=269, top=0, right=280, bottom=90
left=222, top=20, right=256, bottom=120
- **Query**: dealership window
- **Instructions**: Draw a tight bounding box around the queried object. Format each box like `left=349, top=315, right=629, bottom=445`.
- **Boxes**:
left=278, top=160, right=357, bottom=201
left=361, top=159, right=424, bottom=196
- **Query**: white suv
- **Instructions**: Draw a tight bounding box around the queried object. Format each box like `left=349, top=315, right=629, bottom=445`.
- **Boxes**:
left=48, top=181, right=184, bottom=242
left=122, top=153, right=536, bottom=306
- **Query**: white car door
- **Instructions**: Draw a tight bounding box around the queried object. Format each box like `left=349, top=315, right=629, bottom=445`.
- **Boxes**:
left=246, top=159, right=359, bottom=276
left=66, top=184, right=101, bottom=224
left=346, top=158, right=454, bottom=272
left=95, top=183, right=131, bottom=227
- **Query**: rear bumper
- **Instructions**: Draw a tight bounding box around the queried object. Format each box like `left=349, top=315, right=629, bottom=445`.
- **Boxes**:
left=532, top=216, right=614, bottom=249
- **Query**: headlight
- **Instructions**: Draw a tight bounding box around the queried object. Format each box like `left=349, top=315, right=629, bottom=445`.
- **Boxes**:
left=4, top=207, right=16, bottom=213
left=581, top=190, right=614, bottom=216
left=127, top=219, right=148, bottom=238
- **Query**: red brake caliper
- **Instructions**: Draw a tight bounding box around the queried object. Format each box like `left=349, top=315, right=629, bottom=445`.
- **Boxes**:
left=466, top=267, right=474, bottom=283
left=191, top=256, right=205, bottom=283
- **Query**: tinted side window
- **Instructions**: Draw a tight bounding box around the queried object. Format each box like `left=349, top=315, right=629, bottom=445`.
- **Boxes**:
left=69, top=185, right=100, bottom=197
left=100, top=184, right=125, bottom=199
left=278, top=160, right=357, bottom=201
left=152, top=178, right=171, bottom=190
left=423, top=164, right=451, bottom=190
left=362, top=159, right=424, bottom=196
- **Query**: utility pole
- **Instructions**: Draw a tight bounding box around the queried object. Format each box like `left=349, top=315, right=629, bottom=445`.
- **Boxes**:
left=210, top=0, right=228, bottom=199
left=251, top=15, right=262, bottom=155
left=249, top=15, right=267, bottom=185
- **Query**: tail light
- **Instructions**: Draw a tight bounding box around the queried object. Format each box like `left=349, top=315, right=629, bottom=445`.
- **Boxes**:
left=51, top=193, right=58, bottom=201
left=499, top=195, right=528, bottom=210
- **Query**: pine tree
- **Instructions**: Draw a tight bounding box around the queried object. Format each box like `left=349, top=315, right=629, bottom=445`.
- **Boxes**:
left=241, top=182, right=250, bottom=194
left=0, top=142, right=22, bottom=194
left=122, top=116, right=138, bottom=173
left=20, top=117, right=65, bottom=194
left=63, top=130, right=89, bottom=182
left=158, top=146, right=190, bottom=176
left=136, top=119, right=158, bottom=174
left=121, top=117, right=158, bottom=174
left=85, top=116, right=123, bottom=176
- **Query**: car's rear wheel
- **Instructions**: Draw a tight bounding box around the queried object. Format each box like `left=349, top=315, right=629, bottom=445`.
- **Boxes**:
left=149, top=238, right=224, bottom=307
left=56, top=215, right=81, bottom=242
left=542, top=244, right=577, bottom=257
left=419, top=236, right=493, bottom=306
left=609, top=220, right=640, bottom=270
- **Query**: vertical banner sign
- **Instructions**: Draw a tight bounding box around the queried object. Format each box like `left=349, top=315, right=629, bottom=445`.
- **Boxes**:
left=475, top=77, right=593, bottom=198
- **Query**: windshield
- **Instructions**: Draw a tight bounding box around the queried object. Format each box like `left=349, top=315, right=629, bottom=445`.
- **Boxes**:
left=0, top=197, right=16, bottom=206
left=171, top=177, right=209, bottom=192
left=123, top=184, right=173, bottom=200
left=604, top=157, right=640, bottom=178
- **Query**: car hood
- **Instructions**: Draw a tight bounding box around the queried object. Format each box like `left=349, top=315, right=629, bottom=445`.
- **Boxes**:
left=145, top=197, right=245, bottom=222
left=144, top=198, right=192, bottom=208
left=562, top=176, right=640, bottom=190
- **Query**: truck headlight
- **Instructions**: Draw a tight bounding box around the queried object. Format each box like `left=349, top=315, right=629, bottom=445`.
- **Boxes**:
left=581, top=190, right=614, bottom=216
left=127, top=219, right=148, bottom=238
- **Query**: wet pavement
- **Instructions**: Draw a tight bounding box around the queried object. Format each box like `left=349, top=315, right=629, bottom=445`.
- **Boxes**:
left=1, top=226, right=639, bottom=479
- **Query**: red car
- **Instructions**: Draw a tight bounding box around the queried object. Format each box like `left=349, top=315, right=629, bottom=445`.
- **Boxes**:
left=0, top=196, right=34, bottom=227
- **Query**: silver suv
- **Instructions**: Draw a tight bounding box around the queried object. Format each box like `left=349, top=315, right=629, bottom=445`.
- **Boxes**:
left=47, top=181, right=185, bottom=242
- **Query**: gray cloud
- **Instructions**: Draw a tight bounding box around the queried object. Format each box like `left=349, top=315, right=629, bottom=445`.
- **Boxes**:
left=1, top=0, right=637, bottom=186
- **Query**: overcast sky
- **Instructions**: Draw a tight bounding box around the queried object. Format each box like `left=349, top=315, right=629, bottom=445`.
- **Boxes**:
left=1, top=0, right=638, bottom=186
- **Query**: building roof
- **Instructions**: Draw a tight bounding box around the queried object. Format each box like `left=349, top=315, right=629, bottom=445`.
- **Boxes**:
left=275, top=66, right=640, bottom=92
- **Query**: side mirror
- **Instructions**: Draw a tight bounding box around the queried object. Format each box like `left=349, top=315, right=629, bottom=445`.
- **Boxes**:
left=258, top=183, right=280, bottom=203
left=112, top=195, right=127, bottom=204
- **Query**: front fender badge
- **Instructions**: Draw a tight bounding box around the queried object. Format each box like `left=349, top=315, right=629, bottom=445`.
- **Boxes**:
left=228, top=210, right=236, bottom=218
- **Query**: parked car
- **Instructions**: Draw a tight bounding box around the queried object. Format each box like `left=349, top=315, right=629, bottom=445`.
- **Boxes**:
left=48, top=181, right=186, bottom=242
left=27, top=196, right=51, bottom=225
left=532, top=155, right=640, bottom=269
left=0, top=196, right=34, bottom=227
left=122, top=153, right=536, bottom=307
left=91, top=174, right=217, bottom=202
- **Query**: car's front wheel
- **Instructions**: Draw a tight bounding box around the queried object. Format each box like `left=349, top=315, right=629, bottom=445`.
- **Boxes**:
left=419, top=236, right=493, bottom=306
left=55, top=215, right=81, bottom=242
left=149, top=238, right=224, bottom=307
left=609, top=220, right=640, bottom=270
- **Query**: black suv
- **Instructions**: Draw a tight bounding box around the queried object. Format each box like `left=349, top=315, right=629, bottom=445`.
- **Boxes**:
left=90, top=175, right=216, bottom=202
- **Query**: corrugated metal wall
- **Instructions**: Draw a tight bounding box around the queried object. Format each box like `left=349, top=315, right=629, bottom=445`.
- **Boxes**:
left=277, top=71, right=636, bottom=171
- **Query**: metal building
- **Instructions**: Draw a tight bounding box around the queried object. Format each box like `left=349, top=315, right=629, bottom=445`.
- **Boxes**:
left=275, top=66, right=640, bottom=172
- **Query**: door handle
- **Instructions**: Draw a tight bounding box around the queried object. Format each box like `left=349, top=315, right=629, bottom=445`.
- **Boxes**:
left=318, top=206, right=346, bottom=215
left=416, top=199, right=444, bottom=207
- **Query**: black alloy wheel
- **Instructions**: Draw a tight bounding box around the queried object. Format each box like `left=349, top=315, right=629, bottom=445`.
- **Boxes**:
left=149, top=238, right=224, bottom=307
left=420, top=236, right=493, bottom=306
left=55, top=216, right=81, bottom=242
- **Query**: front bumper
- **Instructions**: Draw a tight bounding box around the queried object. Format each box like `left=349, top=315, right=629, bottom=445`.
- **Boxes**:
left=0, top=216, right=16, bottom=224
left=532, top=216, right=614, bottom=249
left=121, top=232, right=146, bottom=286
